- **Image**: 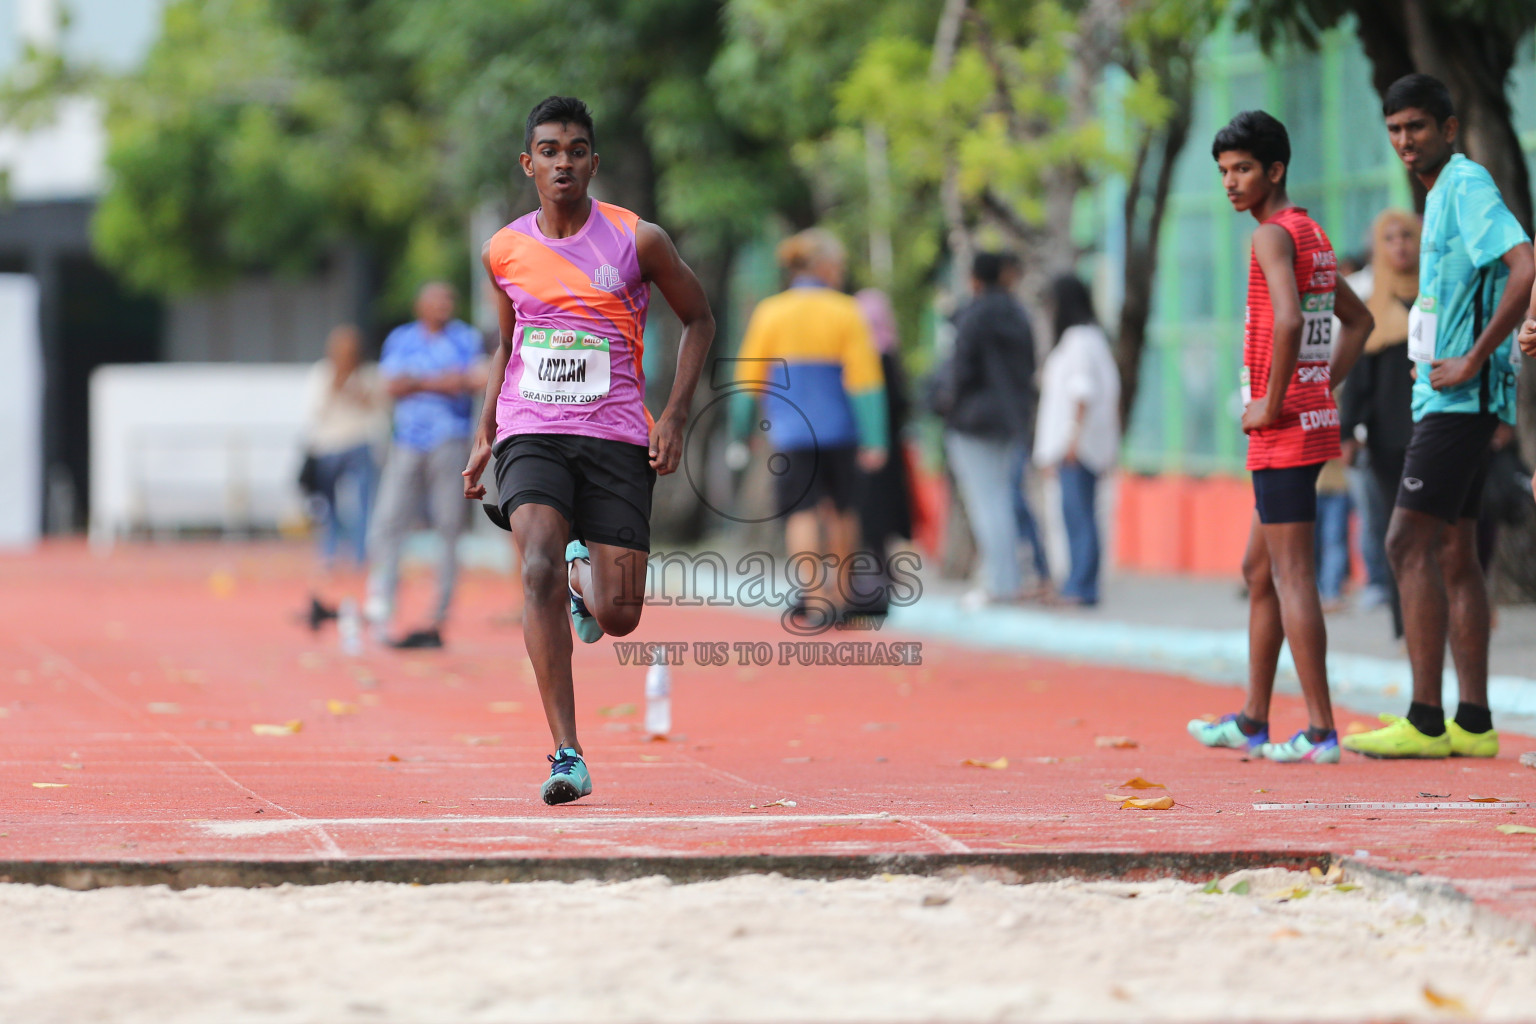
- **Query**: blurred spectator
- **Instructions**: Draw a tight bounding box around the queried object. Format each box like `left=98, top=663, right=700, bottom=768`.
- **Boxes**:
left=365, top=282, right=488, bottom=649
left=1339, top=209, right=1419, bottom=639
left=731, top=229, right=887, bottom=626
left=305, top=325, right=386, bottom=566
left=1034, top=273, right=1120, bottom=607
left=851, top=288, right=913, bottom=616
left=1000, top=255, right=1053, bottom=596
left=941, top=251, right=1042, bottom=604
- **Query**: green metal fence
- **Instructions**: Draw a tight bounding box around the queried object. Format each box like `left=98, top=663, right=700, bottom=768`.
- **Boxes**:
left=1122, top=19, right=1536, bottom=475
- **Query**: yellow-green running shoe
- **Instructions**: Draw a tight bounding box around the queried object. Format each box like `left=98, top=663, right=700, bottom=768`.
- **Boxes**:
left=1340, top=714, right=1452, bottom=759
left=1446, top=720, right=1499, bottom=758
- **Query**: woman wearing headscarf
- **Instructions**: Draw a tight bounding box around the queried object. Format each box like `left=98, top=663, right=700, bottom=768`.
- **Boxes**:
left=850, top=288, right=914, bottom=615
left=1339, top=209, right=1420, bottom=639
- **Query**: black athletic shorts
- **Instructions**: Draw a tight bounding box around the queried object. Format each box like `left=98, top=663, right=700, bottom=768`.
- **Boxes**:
left=1397, top=412, right=1499, bottom=523
left=1251, top=462, right=1324, bottom=524
left=485, top=433, right=656, bottom=551
left=772, top=444, right=861, bottom=516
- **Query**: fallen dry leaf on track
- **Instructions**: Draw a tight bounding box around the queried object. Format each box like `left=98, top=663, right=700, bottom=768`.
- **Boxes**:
left=1120, top=777, right=1165, bottom=789
left=748, top=798, right=797, bottom=809
left=458, top=735, right=501, bottom=746
left=1495, top=824, right=1536, bottom=835
left=326, top=700, right=359, bottom=715
left=1121, top=796, right=1174, bottom=810
left=1270, top=927, right=1302, bottom=939
left=1344, top=721, right=1371, bottom=735
left=489, top=701, right=522, bottom=714
left=1096, top=736, right=1138, bottom=749
left=1422, top=986, right=1469, bottom=1015
left=1309, top=864, right=1344, bottom=885
left=252, top=721, right=303, bottom=736
left=597, top=703, right=637, bottom=718
left=961, top=757, right=1008, bottom=770
left=1104, top=793, right=1130, bottom=801
left=1467, top=796, right=1509, bottom=803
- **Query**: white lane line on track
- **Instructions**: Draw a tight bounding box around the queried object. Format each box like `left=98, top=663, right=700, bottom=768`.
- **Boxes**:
left=194, top=813, right=892, bottom=837
left=29, top=643, right=347, bottom=858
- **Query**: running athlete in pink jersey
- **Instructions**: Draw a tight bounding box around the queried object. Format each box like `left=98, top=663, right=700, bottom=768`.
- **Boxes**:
left=463, top=96, right=715, bottom=804
left=1188, top=111, right=1372, bottom=764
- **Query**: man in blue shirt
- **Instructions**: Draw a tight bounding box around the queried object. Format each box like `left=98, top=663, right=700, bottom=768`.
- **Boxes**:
left=1346, top=74, right=1535, bottom=759
left=365, top=282, right=488, bottom=648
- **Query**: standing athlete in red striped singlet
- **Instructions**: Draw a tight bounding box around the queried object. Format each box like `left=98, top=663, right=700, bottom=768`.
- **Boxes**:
left=1187, top=111, right=1373, bottom=763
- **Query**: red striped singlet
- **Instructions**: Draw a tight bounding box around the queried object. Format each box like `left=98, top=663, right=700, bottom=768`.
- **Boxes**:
left=1242, top=206, right=1341, bottom=471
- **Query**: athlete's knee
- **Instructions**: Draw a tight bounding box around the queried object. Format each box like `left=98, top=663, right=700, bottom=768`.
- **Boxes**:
left=595, top=601, right=642, bottom=637
left=1242, top=549, right=1273, bottom=595
left=521, top=551, right=565, bottom=603
left=1386, top=520, right=1428, bottom=574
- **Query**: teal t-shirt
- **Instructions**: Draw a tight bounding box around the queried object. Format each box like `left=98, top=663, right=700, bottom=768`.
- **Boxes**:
left=1412, top=154, right=1528, bottom=423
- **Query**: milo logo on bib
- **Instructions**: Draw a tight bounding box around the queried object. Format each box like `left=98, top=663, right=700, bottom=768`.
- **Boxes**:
left=520, top=328, right=612, bottom=405
left=1298, top=291, right=1334, bottom=363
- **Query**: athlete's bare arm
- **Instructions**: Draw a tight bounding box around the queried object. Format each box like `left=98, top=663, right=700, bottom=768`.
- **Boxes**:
left=1242, top=222, right=1301, bottom=434
left=1329, top=276, right=1373, bottom=385
left=1522, top=269, right=1536, bottom=358
left=1431, top=241, right=1534, bottom=390
left=636, top=219, right=715, bottom=476
left=463, top=243, right=518, bottom=500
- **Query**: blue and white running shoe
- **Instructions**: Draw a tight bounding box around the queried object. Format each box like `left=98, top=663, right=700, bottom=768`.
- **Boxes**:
left=541, top=747, right=593, bottom=805
left=1187, top=713, right=1268, bottom=752
left=565, top=540, right=603, bottom=644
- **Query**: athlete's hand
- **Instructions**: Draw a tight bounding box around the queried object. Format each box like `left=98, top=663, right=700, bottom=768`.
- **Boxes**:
left=649, top=411, right=685, bottom=475
left=1429, top=355, right=1480, bottom=390
left=462, top=435, right=494, bottom=499
left=857, top=447, right=887, bottom=473
left=1519, top=318, right=1536, bottom=357
left=1240, top=401, right=1277, bottom=434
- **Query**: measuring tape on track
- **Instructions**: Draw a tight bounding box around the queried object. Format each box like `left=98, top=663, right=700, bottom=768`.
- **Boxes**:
left=1254, top=801, right=1532, bottom=811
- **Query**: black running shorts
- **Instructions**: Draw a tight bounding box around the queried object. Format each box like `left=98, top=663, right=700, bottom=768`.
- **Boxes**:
left=771, top=444, right=861, bottom=516
left=1251, top=462, right=1324, bottom=525
left=486, top=433, right=656, bottom=551
left=1396, top=412, right=1499, bottom=523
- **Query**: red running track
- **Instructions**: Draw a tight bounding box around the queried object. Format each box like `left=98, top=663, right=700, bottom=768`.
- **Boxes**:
left=1, top=542, right=1532, bottom=929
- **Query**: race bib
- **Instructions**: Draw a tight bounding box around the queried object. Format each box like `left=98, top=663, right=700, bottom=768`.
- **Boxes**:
left=1239, top=365, right=1252, bottom=406
left=1299, top=291, right=1335, bottom=362
left=519, top=329, right=612, bottom=405
left=1408, top=295, right=1438, bottom=363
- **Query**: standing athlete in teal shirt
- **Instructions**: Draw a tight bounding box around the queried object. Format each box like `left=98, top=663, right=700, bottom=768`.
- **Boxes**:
left=1346, top=74, right=1535, bottom=760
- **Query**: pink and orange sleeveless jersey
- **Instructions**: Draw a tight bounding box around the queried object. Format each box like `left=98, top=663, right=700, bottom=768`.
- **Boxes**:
left=487, top=201, right=652, bottom=447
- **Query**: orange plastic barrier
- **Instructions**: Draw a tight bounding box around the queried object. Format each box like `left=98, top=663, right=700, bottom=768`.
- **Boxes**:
left=1114, top=473, right=1252, bottom=578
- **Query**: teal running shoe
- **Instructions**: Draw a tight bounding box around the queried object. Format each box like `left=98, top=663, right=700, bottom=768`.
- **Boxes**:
left=565, top=540, right=603, bottom=644
left=1187, top=713, right=1267, bottom=752
left=1259, top=729, right=1340, bottom=764
left=541, top=747, right=592, bottom=805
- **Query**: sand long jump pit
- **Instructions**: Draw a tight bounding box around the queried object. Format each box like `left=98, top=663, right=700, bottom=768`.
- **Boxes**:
left=0, top=866, right=1532, bottom=1023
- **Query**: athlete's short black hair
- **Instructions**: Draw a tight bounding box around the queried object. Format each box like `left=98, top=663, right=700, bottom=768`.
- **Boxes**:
left=525, top=96, right=595, bottom=153
left=1212, top=110, right=1290, bottom=185
left=1383, top=73, right=1454, bottom=125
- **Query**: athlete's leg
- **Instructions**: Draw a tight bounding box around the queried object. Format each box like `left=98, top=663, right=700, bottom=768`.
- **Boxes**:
left=1242, top=514, right=1281, bottom=723
left=1442, top=517, right=1490, bottom=709
left=1263, top=519, right=1333, bottom=731
left=1386, top=505, right=1449, bottom=707
left=512, top=501, right=580, bottom=754
left=426, top=439, right=470, bottom=628
left=784, top=508, right=824, bottom=606
left=571, top=542, right=649, bottom=637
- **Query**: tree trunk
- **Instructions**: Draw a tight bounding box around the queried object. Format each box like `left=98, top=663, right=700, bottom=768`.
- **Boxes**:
left=931, top=0, right=971, bottom=296
left=1115, top=40, right=1195, bottom=430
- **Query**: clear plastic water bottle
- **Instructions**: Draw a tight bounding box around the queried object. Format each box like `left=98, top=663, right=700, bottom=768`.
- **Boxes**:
left=644, top=652, right=671, bottom=738
left=338, top=597, right=363, bottom=657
